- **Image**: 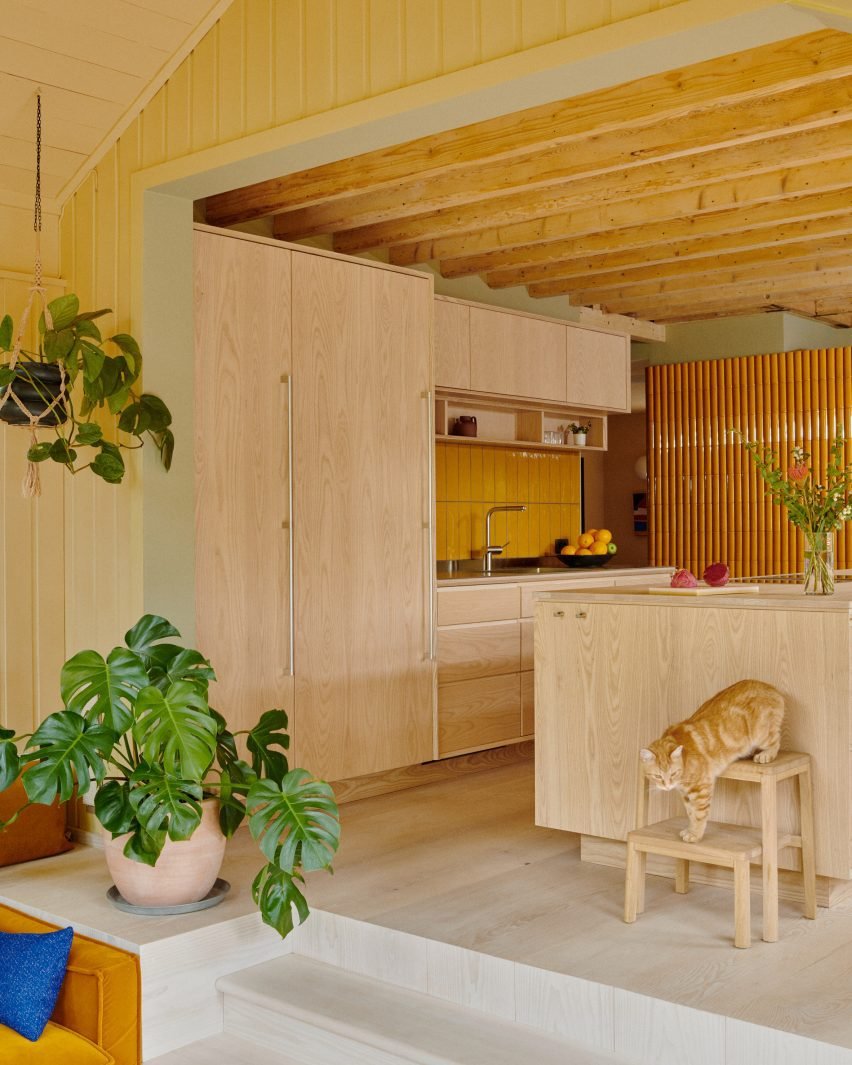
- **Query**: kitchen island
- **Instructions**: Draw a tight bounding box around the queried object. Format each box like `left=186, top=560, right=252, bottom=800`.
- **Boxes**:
left=534, top=584, right=852, bottom=902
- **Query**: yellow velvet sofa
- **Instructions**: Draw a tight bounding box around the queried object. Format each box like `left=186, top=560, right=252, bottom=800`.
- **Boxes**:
left=0, top=904, right=140, bottom=1065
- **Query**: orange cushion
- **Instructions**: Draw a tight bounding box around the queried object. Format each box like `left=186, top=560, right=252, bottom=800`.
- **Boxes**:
left=0, top=905, right=139, bottom=1065
left=0, top=1020, right=113, bottom=1063
left=0, top=776, right=72, bottom=867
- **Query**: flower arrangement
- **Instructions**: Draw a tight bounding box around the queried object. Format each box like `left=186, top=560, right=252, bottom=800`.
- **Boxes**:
left=734, top=429, right=852, bottom=594
left=569, top=421, right=591, bottom=434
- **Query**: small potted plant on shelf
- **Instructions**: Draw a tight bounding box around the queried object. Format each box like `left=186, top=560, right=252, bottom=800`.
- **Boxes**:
left=0, top=614, right=339, bottom=939
left=568, top=422, right=591, bottom=447
left=0, top=294, right=174, bottom=488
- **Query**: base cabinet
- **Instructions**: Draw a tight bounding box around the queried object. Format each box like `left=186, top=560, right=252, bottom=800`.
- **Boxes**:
left=436, top=572, right=672, bottom=757
left=195, top=227, right=434, bottom=782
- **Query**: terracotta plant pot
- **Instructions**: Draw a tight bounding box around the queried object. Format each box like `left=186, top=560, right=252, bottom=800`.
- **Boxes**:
left=102, top=799, right=226, bottom=907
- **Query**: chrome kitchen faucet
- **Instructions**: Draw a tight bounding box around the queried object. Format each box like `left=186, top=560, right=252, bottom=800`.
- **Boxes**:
left=484, top=505, right=527, bottom=573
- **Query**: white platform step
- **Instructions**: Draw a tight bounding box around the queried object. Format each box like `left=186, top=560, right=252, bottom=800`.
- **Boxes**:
left=146, top=1031, right=306, bottom=1064
left=217, top=954, right=630, bottom=1065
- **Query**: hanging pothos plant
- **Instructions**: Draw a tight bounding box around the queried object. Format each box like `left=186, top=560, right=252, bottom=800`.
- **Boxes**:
left=0, top=293, right=174, bottom=485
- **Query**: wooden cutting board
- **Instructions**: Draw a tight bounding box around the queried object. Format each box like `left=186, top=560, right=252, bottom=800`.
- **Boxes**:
left=647, top=584, right=760, bottom=595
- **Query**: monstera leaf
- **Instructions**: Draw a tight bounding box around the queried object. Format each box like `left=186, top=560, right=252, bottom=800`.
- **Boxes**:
left=246, top=709, right=290, bottom=781
left=94, top=779, right=135, bottom=836
left=132, top=681, right=217, bottom=779
left=124, top=614, right=180, bottom=665
left=128, top=763, right=203, bottom=842
left=247, top=771, right=339, bottom=874
left=60, top=647, right=148, bottom=734
left=252, top=864, right=310, bottom=938
left=23, top=712, right=115, bottom=803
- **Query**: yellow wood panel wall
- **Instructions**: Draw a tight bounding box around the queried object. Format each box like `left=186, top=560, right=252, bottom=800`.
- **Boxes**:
left=647, top=349, right=852, bottom=579
left=0, top=274, right=66, bottom=734
left=436, top=442, right=580, bottom=559
left=57, top=0, right=689, bottom=663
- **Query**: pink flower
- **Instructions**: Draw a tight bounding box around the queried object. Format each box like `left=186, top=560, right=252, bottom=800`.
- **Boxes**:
left=788, top=463, right=808, bottom=483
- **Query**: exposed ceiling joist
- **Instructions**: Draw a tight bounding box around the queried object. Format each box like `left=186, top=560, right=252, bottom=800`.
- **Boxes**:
left=204, top=29, right=852, bottom=327
left=206, top=29, right=852, bottom=228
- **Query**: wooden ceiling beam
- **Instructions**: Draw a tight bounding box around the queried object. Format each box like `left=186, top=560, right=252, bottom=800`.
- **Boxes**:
left=275, top=116, right=852, bottom=241
left=783, top=303, right=852, bottom=328
left=391, top=184, right=852, bottom=270
left=483, top=216, right=852, bottom=291
left=582, top=269, right=852, bottom=317
left=654, top=293, right=852, bottom=323
left=563, top=250, right=852, bottom=307
left=515, top=231, right=852, bottom=297
left=330, top=137, right=852, bottom=253
left=205, top=29, right=852, bottom=227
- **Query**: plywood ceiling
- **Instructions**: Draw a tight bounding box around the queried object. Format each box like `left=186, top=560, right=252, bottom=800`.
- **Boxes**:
left=205, top=29, right=852, bottom=328
left=0, top=0, right=229, bottom=207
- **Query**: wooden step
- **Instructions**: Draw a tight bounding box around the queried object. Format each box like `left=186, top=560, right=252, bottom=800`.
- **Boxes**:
left=146, top=1031, right=306, bottom=1063
left=217, top=954, right=629, bottom=1065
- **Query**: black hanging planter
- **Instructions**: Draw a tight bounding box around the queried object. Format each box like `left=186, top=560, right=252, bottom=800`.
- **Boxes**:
left=0, top=362, right=67, bottom=426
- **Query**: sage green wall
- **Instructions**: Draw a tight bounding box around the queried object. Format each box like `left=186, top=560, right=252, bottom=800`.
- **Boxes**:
left=638, top=313, right=852, bottom=366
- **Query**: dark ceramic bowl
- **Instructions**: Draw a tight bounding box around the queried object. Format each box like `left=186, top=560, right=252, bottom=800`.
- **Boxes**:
left=556, top=553, right=611, bottom=567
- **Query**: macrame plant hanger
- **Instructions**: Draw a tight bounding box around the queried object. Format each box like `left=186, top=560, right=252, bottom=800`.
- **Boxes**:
left=0, top=91, right=66, bottom=497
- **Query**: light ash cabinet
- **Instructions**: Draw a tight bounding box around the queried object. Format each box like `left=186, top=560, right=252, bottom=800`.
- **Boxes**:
left=194, top=231, right=295, bottom=731
left=436, top=574, right=665, bottom=757
left=194, top=227, right=435, bottom=782
left=566, top=327, right=631, bottom=412
left=469, top=306, right=567, bottom=403
left=434, top=298, right=470, bottom=391
left=434, top=295, right=630, bottom=415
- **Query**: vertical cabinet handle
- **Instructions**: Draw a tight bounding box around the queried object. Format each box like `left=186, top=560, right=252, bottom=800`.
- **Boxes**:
left=285, top=374, right=295, bottom=676
left=425, top=389, right=436, bottom=661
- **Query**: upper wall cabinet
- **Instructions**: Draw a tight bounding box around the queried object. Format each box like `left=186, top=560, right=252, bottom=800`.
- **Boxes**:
left=565, top=327, right=630, bottom=413
left=434, top=298, right=470, bottom=391
left=434, top=296, right=630, bottom=414
left=469, top=306, right=566, bottom=404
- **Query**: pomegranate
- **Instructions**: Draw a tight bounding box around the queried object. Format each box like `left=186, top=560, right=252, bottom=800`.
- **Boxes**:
left=670, top=569, right=698, bottom=589
left=702, top=562, right=730, bottom=587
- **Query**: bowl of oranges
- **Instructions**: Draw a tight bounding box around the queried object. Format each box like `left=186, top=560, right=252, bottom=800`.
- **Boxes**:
left=557, top=529, right=618, bottom=567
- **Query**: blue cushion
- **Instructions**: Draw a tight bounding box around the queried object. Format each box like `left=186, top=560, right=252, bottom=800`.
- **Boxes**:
left=0, top=924, right=73, bottom=1041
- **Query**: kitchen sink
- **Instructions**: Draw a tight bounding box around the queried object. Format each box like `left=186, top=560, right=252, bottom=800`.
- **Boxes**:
left=437, top=558, right=570, bottom=578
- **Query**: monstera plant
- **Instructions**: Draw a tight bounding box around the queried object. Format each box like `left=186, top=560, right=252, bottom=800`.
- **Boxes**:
left=0, top=615, right=339, bottom=938
left=0, top=294, right=173, bottom=485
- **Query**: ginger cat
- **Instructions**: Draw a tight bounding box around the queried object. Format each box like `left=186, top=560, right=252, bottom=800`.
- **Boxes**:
left=640, top=679, right=785, bottom=843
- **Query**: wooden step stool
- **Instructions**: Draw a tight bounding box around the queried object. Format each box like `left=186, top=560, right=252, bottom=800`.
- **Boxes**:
left=623, top=751, right=817, bottom=948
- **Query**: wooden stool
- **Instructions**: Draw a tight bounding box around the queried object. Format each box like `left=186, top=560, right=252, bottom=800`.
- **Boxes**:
left=624, top=751, right=817, bottom=948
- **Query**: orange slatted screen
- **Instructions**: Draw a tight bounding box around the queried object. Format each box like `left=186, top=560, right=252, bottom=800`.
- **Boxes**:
left=647, top=348, right=852, bottom=579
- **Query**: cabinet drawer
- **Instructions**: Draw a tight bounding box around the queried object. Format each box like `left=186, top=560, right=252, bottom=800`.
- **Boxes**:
left=521, top=670, right=534, bottom=736
left=438, top=674, right=521, bottom=755
left=437, top=585, right=520, bottom=626
left=520, top=578, right=614, bottom=617
left=437, top=621, right=520, bottom=683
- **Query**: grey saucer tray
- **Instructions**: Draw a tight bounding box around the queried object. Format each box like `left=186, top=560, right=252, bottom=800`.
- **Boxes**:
left=106, top=878, right=231, bottom=916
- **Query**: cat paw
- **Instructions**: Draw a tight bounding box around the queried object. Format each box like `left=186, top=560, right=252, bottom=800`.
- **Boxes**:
left=753, top=750, right=777, bottom=764
left=679, top=828, right=702, bottom=843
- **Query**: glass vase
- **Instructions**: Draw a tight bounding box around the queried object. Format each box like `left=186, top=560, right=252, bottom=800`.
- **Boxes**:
left=803, top=530, right=835, bottom=595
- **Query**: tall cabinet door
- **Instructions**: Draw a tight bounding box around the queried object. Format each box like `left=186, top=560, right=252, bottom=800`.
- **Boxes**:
left=292, top=252, right=434, bottom=781
left=194, top=231, right=294, bottom=731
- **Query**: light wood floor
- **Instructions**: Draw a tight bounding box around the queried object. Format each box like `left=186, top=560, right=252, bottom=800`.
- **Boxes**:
left=2, top=757, right=851, bottom=1049
left=299, top=758, right=852, bottom=1051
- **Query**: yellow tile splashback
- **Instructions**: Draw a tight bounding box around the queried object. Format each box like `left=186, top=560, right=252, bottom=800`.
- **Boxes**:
left=435, top=443, right=581, bottom=560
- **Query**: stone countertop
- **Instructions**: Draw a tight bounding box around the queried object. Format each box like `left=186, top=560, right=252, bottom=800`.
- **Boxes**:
left=538, top=581, right=852, bottom=612
left=436, top=566, right=674, bottom=587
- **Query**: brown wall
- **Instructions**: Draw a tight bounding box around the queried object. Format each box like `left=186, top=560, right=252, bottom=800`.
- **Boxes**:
left=602, top=413, right=649, bottom=568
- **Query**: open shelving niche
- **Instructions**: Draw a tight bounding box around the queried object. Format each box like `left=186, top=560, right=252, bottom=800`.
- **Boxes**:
left=434, top=390, right=607, bottom=452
